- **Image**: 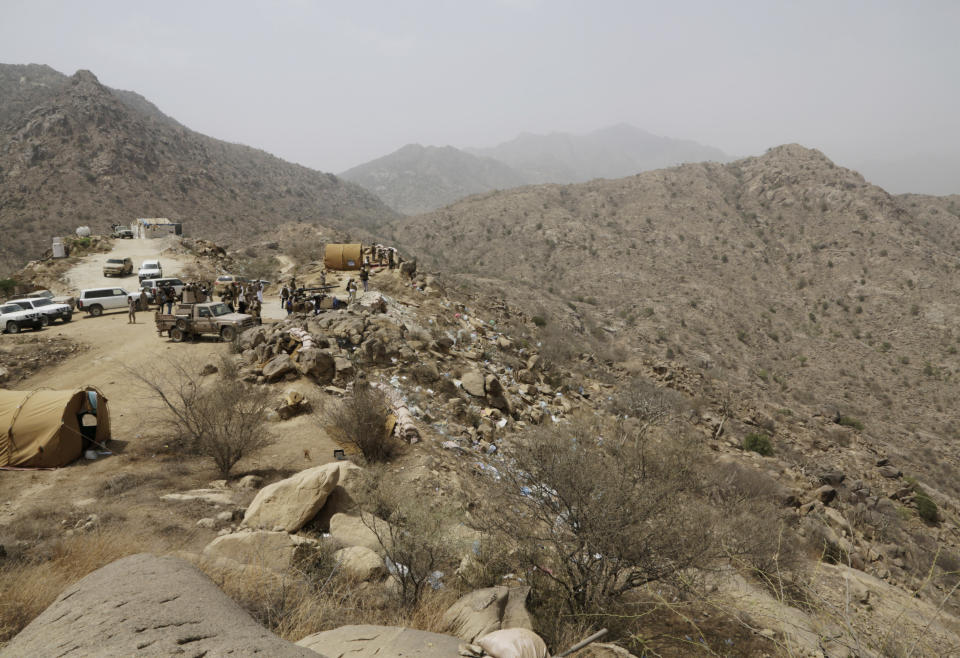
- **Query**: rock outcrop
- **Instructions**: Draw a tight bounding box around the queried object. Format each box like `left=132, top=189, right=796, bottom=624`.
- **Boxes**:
left=297, top=624, right=461, bottom=658
left=243, top=463, right=341, bottom=532
left=0, top=553, right=318, bottom=657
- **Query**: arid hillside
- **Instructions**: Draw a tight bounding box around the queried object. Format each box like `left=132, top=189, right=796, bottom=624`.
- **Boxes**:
left=0, top=64, right=398, bottom=274
left=340, top=143, right=528, bottom=215
left=391, top=144, right=960, bottom=493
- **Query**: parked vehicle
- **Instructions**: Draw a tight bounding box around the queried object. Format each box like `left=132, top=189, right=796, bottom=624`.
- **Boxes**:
left=103, top=257, right=134, bottom=277
left=6, top=297, right=72, bottom=325
left=77, top=287, right=139, bottom=316
left=111, top=224, right=134, bottom=239
left=0, top=303, right=43, bottom=334
left=156, top=302, right=256, bottom=342
left=140, top=277, right=186, bottom=302
left=213, top=274, right=249, bottom=293
left=25, top=289, right=77, bottom=310
left=138, top=260, right=162, bottom=282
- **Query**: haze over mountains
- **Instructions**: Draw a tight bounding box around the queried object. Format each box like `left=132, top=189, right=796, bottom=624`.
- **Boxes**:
left=0, top=64, right=396, bottom=274
left=341, top=124, right=729, bottom=214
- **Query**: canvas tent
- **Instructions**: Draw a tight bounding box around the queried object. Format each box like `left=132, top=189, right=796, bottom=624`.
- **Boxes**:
left=324, top=243, right=363, bottom=271
left=0, top=388, right=111, bottom=467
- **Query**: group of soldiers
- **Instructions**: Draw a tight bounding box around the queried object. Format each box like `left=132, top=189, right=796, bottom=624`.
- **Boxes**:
left=370, top=244, right=400, bottom=269
left=219, top=280, right=264, bottom=318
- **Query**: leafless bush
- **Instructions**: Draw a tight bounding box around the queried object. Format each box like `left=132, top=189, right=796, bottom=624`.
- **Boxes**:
left=478, top=418, right=720, bottom=617
left=319, top=380, right=395, bottom=463
left=132, top=357, right=273, bottom=478
left=356, top=475, right=464, bottom=607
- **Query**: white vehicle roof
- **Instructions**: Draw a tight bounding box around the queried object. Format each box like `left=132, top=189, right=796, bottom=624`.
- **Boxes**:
left=81, top=287, right=132, bottom=294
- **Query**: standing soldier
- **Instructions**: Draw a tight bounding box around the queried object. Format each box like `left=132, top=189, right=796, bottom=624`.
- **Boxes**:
left=127, top=295, right=137, bottom=324
left=280, top=284, right=290, bottom=309
left=346, top=278, right=358, bottom=304
left=360, top=266, right=369, bottom=292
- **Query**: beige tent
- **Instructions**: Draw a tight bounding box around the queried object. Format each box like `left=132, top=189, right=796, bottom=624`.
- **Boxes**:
left=324, top=243, right=363, bottom=271
left=0, top=388, right=111, bottom=468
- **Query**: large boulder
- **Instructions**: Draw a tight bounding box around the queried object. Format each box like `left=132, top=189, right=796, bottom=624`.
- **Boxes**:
left=297, top=625, right=460, bottom=658
left=243, top=463, right=341, bottom=532
left=0, top=554, right=317, bottom=657
left=203, top=530, right=320, bottom=572
left=238, top=326, right=268, bottom=351
left=296, top=348, right=336, bottom=383
left=442, top=586, right=534, bottom=643
left=484, top=375, right=512, bottom=414
left=263, top=354, right=297, bottom=382
left=462, top=371, right=486, bottom=398
left=334, top=545, right=386, bottom=581
left=329, top=512, right=391, bottom=554
left=314, top=462, right=364, bottom=529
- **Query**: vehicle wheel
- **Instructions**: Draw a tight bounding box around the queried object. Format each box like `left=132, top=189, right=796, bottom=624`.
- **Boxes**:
left=220, top=326, right=237, bottom=342
left=62, top=314, right=72, bottom=323
left=33, top=323, right=42, bottom=332
left=170, top=327, right=184, bottom=342
left=89, top=305, right=103, bottom=317
left=40, top=315, right=49, bottom=327
left=175, top=318, right=188, bottom=331
left=7, top=322, right=20, bottom=334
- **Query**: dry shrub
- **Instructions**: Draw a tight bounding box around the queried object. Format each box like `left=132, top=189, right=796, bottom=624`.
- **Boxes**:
left=0, top=530, right=147, bottom=642
left=132, top=357, right=273, bottom=478
left=204, top=548, right=460, bottom=642
left=354, top=470, right=466, bottom=607
left=320, top=380, right=395, bottom=463
left=478, top=418, right=720, bottom=617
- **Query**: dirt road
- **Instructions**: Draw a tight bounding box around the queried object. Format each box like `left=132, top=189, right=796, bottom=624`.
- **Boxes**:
left=20, top=237, right=201, bottom=438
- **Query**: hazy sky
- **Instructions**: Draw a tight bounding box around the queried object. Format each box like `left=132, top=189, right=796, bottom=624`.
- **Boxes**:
left=2, top=0, right=959, bottom=193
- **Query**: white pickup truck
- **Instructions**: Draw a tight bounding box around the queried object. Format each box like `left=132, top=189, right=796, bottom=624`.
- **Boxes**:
left=0, top=303, right=44, bottom=334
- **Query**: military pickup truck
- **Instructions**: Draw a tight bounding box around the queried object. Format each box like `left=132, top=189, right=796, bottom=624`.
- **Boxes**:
left=155, top=302, right=256, bottom=342
left=103, top=257, right=134, bottom=277
left=111, top=224, right=134, bottom=239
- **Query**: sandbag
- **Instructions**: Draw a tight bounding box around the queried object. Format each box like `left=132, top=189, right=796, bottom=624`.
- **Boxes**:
left=477, top=628, right=549, bottom=658
left=442, top=586, right=533, bottom=642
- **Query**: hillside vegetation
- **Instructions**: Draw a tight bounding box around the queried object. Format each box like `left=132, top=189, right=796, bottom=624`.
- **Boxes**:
left=0, top=64, right=397, bottom=274
left=392, top=144, right=960, bottom=523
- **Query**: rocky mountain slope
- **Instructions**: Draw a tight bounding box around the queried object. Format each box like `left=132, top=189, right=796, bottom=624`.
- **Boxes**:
left=340, top=144, right=527, bottom=215
left=466, top=123, right=729, bottom=184
left=390, top=144, right=960, bottom=523
left=0, top=64, right=398, bottom=275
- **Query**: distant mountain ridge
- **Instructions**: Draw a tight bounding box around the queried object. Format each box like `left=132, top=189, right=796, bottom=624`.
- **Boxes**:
left=467, top=123, right=730, bottom=184
left=341, top=124, right=729, bottom=214
left=0, top=64, right=397, bottom=274
left=340, top=144, right=528, bottom=215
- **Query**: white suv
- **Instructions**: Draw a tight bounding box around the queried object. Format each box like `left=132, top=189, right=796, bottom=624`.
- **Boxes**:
left=0, top=303, right=43, bottom=333
left=77, top=287, right=138, bottom=317
left=138, top=260, right=162, bottom=282
left=7, top=297, right=73, bottom=325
